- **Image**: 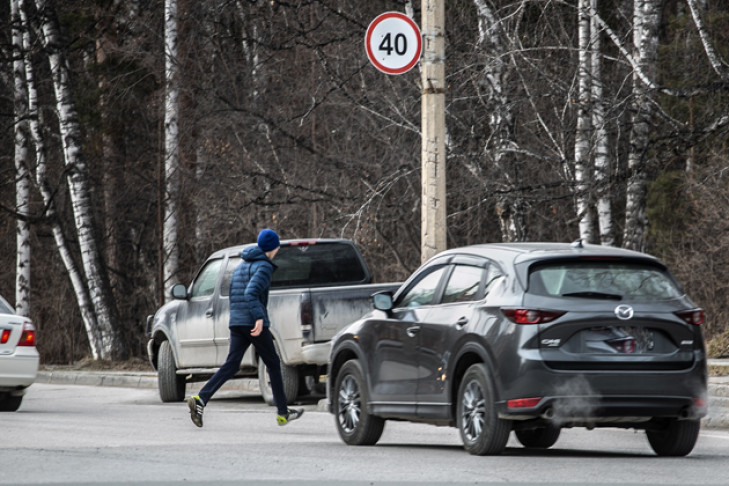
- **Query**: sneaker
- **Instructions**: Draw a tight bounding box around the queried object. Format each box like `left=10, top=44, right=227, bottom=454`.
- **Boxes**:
left=277, top=408, right=304, bottom=426
left=187, top=395, right=204, bottom=428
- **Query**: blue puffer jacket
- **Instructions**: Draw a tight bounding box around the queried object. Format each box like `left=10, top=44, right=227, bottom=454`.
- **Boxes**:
left=228, top=246, right=277, bottom=328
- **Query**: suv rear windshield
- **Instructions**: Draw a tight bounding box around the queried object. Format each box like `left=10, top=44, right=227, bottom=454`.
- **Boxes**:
left=528, top=261, right=683, bottom=301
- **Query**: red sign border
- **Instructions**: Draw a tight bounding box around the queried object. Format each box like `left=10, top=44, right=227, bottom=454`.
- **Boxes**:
left=365, top=12, right=422, bottom=75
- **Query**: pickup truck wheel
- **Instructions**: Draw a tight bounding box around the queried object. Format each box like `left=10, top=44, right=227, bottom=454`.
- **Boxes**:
left=0, top=393, right=23, bottom=412
left=158, top=340, right=186, bottom=402
left=258, top=356, right=299, bottom=406
left=334, top=359, right=385, bottom=446
left=457, top=363, right=510, bottom=455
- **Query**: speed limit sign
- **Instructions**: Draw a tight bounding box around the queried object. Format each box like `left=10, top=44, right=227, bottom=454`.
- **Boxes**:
left=365, top=12, right=422, bottom=75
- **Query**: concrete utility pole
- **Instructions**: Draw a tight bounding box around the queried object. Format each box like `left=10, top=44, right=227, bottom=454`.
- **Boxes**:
left=421, top=0, right=447, bottom=263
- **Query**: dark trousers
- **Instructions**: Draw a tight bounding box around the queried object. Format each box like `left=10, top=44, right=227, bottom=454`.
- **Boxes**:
left=197, top=326, right=288, bottom=415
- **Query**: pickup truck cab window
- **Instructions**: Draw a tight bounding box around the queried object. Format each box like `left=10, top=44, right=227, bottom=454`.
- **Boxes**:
left=273, top=243, right=368, bottom=287
left=220, top=257, right=242, bottom=297
left=191, top=259, right=223, bottom=298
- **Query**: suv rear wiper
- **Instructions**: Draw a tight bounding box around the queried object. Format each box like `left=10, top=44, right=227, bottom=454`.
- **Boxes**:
left=561, top=291, right=623, bottom=300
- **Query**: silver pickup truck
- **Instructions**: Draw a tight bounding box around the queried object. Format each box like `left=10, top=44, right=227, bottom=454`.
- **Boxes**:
left=146, top=238, right=400, bottom=404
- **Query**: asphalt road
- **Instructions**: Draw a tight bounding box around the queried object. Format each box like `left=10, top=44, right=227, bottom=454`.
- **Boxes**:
left=5, top=382, right=729, bottom=486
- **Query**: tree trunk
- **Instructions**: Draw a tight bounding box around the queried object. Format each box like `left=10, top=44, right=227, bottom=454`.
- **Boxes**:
left=473, top=0, right=526, bottom=242
left=574, top=0, right=593, bottom=243
left=11, top=0, right=31, bottom=317
left=35, top=0, right=124, bottom=359
left=19, top=0, right=104, bottom=359
left=163, top=0, right=180, bottom=299
left=590, top=0, right=614, bottom=246
left=623, top=0, right=660, bottom=251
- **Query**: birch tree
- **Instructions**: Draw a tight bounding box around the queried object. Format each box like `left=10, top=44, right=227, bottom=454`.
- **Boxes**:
left=11, top=0, right=31, bottom=316
left=623, top=0, right=661, bottom=251
left=34, top=0, right=124, bottom=359
left=473, top=0, right=526, bottom=242
left=590, top=0, right=614, bottom=246
left=574, top=0, right=594, bottom=243
left=163, top=0, right=180, bottom=299
left=19, top=0, right=105, bottom=359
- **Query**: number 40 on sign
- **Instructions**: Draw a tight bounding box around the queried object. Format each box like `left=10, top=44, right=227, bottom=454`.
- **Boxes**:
left=365, top=12, right=422, bottom=75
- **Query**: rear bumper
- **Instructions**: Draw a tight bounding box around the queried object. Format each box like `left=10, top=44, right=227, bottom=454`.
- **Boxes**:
left=498, top=351, right=708, bottom=423
left=300, top=342, right=331, bottom=365
left=0, top=350, right=39, bottom=390
left=500, top=394, right=707, bottom=423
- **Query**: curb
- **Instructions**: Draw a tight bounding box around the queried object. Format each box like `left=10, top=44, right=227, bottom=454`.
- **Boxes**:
left=35, top=369, right=331, bottom=412
left=36, top=362, right=729, bottom=427
left=36, top=369, right=159, bottom=389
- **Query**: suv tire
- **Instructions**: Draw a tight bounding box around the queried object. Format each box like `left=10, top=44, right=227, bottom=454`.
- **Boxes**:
left=457, top=363, right=511, bottom=455
left=646, top=418, right=700, bottom=456
left=334, top=359, right=385, bottom=446
left=515, top=425, right=561, bottom=449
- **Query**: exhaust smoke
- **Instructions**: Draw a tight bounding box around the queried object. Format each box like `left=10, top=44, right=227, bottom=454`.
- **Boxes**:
left=550, top=375, right=600, bottom=425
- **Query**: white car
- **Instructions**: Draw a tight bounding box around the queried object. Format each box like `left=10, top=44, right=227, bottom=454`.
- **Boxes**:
left=0, top=295, right=39, bottom=411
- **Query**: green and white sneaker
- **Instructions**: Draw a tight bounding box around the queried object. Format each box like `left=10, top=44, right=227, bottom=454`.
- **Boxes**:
left=187, top=395, right=205, bottom=428
left=277, top=408, right=304, bottom=426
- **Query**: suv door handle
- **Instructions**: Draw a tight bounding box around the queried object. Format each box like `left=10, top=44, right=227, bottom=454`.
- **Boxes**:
left=406, top=326, right=420, bottom=338
left=205, top=309, right=214, bottom=318
left=456, top=317, right=468, bottom=327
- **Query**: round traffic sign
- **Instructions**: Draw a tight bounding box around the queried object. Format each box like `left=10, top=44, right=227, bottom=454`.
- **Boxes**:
left=365, top=12, right=422, bottom=75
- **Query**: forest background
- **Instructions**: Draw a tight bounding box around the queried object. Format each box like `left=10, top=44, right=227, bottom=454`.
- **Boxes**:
left=1, top=0, right=729, bottom=364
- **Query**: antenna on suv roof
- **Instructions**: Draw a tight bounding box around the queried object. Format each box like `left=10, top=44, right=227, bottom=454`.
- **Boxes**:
left=571, top=239, right=584, bottom=249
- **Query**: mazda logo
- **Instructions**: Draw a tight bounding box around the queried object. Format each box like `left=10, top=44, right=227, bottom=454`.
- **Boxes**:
left=614, top=305, right=634, bottom=320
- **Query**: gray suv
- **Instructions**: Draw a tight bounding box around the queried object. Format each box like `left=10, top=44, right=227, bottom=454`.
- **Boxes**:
left=328, top=241, right=707, bottom=456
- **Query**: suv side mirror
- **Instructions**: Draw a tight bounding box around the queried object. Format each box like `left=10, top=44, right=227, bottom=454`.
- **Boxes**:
left=372, top=291, right=394, bottom=312
left=170, top=284, right=188, bottom=300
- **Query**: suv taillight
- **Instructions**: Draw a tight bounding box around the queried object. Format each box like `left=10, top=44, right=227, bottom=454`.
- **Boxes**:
left=1, top=329, right=10, bottom=344
left=675, top=309, right=705, bottom=325
left=501, top=309, right=565, bottom=324
left=17, top=322, right=36, bottom=346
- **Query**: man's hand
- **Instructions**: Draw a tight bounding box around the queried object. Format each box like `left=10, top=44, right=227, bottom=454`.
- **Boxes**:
left=251, top=319, right=263, bottom=336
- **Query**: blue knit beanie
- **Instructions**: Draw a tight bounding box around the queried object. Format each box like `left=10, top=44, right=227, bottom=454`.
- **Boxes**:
left=257, top=229, right=280, bottom=252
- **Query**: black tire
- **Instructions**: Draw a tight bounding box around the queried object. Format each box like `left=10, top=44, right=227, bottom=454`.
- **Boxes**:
left=334, top=360, right=385, bottom=446
left=258, top=354, right=299, bottom=406
left=646, top=419, right=700, bottom=457
left=304, top=374, right=327, bottom=397
left=515, top=425, right=561, bottom=449
left=457, top=363, right=511, bottom=455
left=0, top=393, right=23, bottom=412
left=158, top=340, right=186, bottom=402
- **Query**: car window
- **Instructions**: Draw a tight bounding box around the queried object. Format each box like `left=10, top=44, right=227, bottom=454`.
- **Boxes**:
left=397, top=266, right=448, bottom=308
left=220, top=257, right=242, bottom=297
left=529, top=261, right=683, bottom=301
left=0, top=296, right=14, bottom=315
left=441, top=265, right=484, bottom=304
left=190, top=259, right=224, bottom=298
left=483, top=264, right=504, bottom=294
left=272, top=243, right=367, bottom=287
